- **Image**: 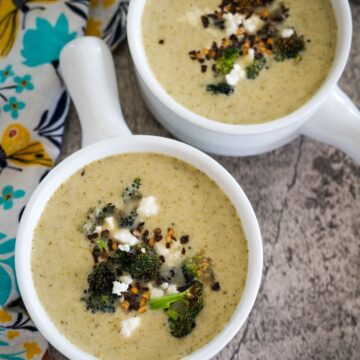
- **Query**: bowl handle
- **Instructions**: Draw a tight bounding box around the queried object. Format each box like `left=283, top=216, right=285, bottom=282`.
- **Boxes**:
left=60, top=36, right=132, bottom=147
left=300, top=86, right=360, bottom=164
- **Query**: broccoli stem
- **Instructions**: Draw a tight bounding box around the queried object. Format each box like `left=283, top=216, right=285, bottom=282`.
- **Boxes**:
left=148, top=292, right=187, bottom=310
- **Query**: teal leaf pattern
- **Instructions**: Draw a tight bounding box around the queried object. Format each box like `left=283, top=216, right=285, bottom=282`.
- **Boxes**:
left=0, top=353, right=25, bottom=360
left=0, top=266, right=12, bottom=306
left=21, top=14, right=77, bottom=68
left=0, top=233, right=16, bottom=307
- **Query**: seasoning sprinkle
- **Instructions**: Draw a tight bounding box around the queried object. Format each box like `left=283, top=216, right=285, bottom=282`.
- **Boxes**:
left=211, top=282, right=221, bottom=291
left=180, top=235, right=189, bottom=244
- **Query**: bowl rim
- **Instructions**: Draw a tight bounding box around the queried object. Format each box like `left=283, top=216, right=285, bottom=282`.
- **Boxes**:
left=127, top=0, right=352, bottom=135
left=16, top=135, right=263, bottom=360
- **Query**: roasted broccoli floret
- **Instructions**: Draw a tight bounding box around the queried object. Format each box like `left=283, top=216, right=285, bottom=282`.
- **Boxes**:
left=83, top=293, right=116, bottom=313
left=246, top=57, right=267, bottom=79
left=148, top=281, right=204, bottom=338
left=96, top=203, right=116, bottom=223
left=274, top=33, right=306, bottom=61
left=129, top=251, right=161, bottom=280
left=182, top=252, right=215, bottom=284
left=87, top=261, right=116, bottom=295
left=206, top=83, right=234, bottom=96
left=108, top=247, right=137, bottom=273
left=122, top=178, right=142, bottom=203
left=82, top=261, right=117, bottom=313
left=215, top=47, right=239, bottom=75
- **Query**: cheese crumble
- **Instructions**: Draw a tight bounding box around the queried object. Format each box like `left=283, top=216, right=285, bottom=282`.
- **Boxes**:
left=121, top=317, right=141, bottom=337
left=114, top=229, right=140, bottom=246
left=137, top=196, right=159, bottom=218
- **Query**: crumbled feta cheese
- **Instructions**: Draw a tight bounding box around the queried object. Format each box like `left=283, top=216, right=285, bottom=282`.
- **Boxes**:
left=182, top=6, right=203, bottom=26
left=281, top=28, right=294, bottom=38
left=119, top=244, right=131, bottom=252
left=167, top=284, right=179, bottom=295
left=161, top=282, right=169, bottom=290
left=225, top=64, right=245, bottom=86
left=114, top=229, right=140, bottom=246
left=247, top=48, right=255, bottom=63
left=151, top=287, right=165, bottom=298
left=119, top=274, right=133, bottom=285
left=112, top=281, right=129, bottom=296
left=121, top=317, right=141, bottom=337
left=137, top=196, right=159, bottom=218
left=141, top=248, right=146, bottom=254
left=224, top=13, right=244, bottom=36
left=95, top=225, right=102, bottom=234
left=244, top=15, right=262, bottom=34
left=104, top=217, right=116, bottom=230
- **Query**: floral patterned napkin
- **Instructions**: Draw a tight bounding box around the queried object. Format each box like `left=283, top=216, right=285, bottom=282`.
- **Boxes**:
left=0, top=1, right=129, bottom=358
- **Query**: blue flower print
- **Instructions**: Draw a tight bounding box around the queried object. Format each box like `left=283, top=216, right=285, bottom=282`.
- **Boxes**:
left=0, top=66, right=14, bottom=83
left=3, top=97, right=26, bottom=119
left=21, top=13, right=77, bottom=68
left=0, top=186, right=26, bottom=211
left=14, top=75, right=34, bottom=93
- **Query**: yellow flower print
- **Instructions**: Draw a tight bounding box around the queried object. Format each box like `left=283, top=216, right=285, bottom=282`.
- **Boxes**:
left=0, top=309, right=12, bottom=322
left=7, top=330, right=20, bottom=339
left=86, top=18, right=102, bottom=37
left=90, top=0, right=98, bottom=7
left=103, top=0, right=115, bottom=8
left=23, top=342, right=42, bottom=359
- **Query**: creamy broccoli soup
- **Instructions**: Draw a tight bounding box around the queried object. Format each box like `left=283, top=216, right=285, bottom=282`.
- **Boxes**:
left=142, top=0, right=337, bottom=124
left=32, top=153, right=248, bottom=360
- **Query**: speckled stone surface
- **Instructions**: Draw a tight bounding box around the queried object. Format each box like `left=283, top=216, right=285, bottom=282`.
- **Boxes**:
left=50, top=2, right=360, bottom=359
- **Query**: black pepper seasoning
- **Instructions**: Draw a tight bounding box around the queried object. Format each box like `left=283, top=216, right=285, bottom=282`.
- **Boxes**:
left=211, top=282, right=221, bottom=291
left=180, top=235, right=189, bottom=244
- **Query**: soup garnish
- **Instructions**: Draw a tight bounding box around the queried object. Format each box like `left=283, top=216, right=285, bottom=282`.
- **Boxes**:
left=81, top=178, right=220, bottom=338
left=189, top=0, right=307, bottom=95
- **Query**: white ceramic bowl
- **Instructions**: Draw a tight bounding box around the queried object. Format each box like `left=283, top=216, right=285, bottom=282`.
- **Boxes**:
left=15, top=38, right=263, bottom=360
left=127, top=0, right=360, bottom=161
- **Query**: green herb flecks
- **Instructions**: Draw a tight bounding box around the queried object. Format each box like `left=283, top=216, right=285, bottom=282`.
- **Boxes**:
left=274, top=33, right=306, bottom=61
left=119, top=209, right=138, bottom=228
left=81, top=203, right=116, bottom=235
left=122, top=178, right=142, bottom=203
left=96, top=239, right=108, bottom=253
left=246, top=57, right=267, bottom=79
left=215, top=47, right=239, bottom=75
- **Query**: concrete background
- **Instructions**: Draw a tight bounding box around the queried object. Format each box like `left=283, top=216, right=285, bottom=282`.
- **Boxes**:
left=52, top=1, right=360, bottom=358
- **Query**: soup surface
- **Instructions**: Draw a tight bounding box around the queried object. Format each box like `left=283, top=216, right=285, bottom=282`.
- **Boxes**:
left=32, top=153, right=248, bottom=360
left=142, top=0, right=337, bottom=124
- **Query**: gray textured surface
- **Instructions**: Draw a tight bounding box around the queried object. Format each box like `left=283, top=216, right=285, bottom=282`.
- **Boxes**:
left=51, top=2, right=360, bottom=359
